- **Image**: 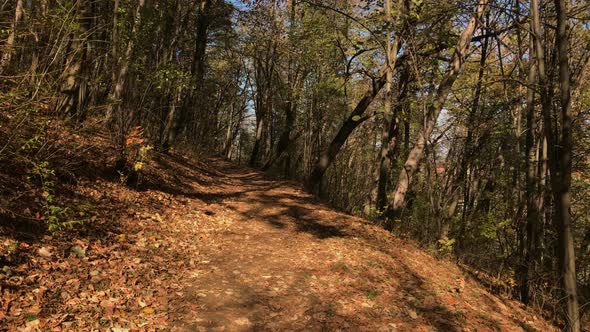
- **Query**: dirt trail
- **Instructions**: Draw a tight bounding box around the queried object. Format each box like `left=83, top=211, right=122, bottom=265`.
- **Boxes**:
left=0, top=154, right=556, bottom=331
left=157, top=157, right=553, bottom=331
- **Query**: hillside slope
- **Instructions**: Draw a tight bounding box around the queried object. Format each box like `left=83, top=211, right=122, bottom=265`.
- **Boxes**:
left=1, top=147, right=556, bottom=331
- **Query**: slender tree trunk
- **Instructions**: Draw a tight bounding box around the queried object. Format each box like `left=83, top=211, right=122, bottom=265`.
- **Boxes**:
left=223, top=104, right=236, bottom=157
left=192, top=0, right=211, bottom=86
left=531, top=0, right=580, bottom=327
left=539, top=132, right=548, bottom=267
left=447, top=27, right=489, bottom=232
left=376, top=67, right=409, bottom=212
left=0, top=0, right=23, bottom=76
left=56, top=0, right=92, bottom=119
left=158, top=7, right=185, bottom=148
left=250, top=43, right=276, bottom=166
left=250, top=66, right=268, bottom=166
left=521, top=32, right=539, bottom=305
left=227, top=114, right=243, bottom=160
left=553, top=0, right=580, bottom=329
left=387, top=0, right=490, bottom=216
left=112, top=0, right=120, bottom=62
left=250, top=116, right=265, bottom=166
left=108, top=0, right=120, bottom=96
left=192, top=0, right=213, bottom=146
left=105, top=0, right=146, bottom=122
left=105, top=0, right=145, bottom=168
left=263, top=0, right=305, bottom=173
left=305, top=76, right=385, bottom=192
left=223, top=103, right=245, bottom=159
left=403, top=118, right=410, bottom=156
left=305, top=47, right=402, bottom=193
left=374, top=0, right=395, bottom=212
left=263, top=97, right=296, bottom=170
left=161, top=86, right=183, bottom=148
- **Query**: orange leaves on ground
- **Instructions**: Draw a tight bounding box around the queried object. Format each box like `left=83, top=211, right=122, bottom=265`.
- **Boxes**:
left=1, top=154, right=558, bottom=331
left=125, top=126, right=145, bottom=146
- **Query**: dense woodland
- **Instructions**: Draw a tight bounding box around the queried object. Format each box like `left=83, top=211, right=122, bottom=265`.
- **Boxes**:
left=1, top=0, right=589, bottom=330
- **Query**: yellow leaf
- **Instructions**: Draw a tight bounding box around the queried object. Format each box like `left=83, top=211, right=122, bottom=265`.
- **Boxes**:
left=143, top=307, right=154, bottom=315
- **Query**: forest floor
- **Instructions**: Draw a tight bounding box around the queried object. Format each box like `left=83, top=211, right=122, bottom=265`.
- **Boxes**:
left=1, top=127, right=558, bottom=331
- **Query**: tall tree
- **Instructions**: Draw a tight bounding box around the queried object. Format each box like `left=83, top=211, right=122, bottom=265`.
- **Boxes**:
left=387, top=0, right=490, bottom=217
left=553, top=0, right=580, bottom=329
left=521, top=31, right=539, bottom=306
left=374, top=0, right=398, bottom=212
left=262, top=0, right=306, bottom=174
left=56, top=0, right=92, bottom=119
left=162, top=0, right=212, bottom=150
left=305, top=63, right=393, bottom=192
left=105, top=0, right=146, bottom=123
left=0, top=0, right=23, bottom=76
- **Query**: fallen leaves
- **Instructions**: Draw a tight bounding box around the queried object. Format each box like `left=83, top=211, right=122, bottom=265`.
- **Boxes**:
left=70, top=245, right=86, bottom=258
left=233, top=317, right=252, bottom=326
left=111, top=328, right=130, bottom=332
left=0, top=210, right=180, bottom=330
left=100, top=299, right=116, bottom=317
left=37, top=247, right=52, bottom=258
left=0, top=155, right=558, bottom=332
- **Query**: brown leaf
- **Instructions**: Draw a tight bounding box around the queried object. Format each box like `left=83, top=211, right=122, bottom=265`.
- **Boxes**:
left=38, top=247, right=52, bottom=258
left=100, top=299, right=115, bottom=317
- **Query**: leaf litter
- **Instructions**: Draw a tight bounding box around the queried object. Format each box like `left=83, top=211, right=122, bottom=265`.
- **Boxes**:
left=0, top=152, right=558, bottom=331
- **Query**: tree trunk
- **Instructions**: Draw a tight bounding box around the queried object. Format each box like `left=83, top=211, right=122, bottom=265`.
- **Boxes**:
left=0, top=0, right=23, bottom=76
left=162, top=0, right=211, bottom=151
left=250, top=116, right=265, bottom=166
left=263, top=97, right=296, bottom=171
left=387, top=0, right=490, bottom=216
left=403, top=118, right=410, bottom=156
left=105, top=0, right=145, bottom=168
left=374, top=0, right=396, bottom=212
left=521, top=31, right=539, bottom=305
left=445, top=26, right=489, bottom=233
left=56, top=0, right=92, bottom=119
left=553, top=0, right=580, bottom=329
left=192, top=0, right=213, bottom=146
left=263, top=0, right=304, bottom=172
left=305, top=48, right=402, bottom=193
left=249, top=44, right=276, bottom=166
left=112, top=0, right=120, bottom=63
left=161, top=86, right=183, bottom=149
left=539, top=132, right=548, bottom=267
left=105, top=0, right=146, bottom=123
left=223, top=104, right=236, bottom=157
left=376, top=67, right=409, bottom=212
left=305, top=76, right=385, bottom=192
left=159, top=1, right=192, bottom=150
left=223, top=103, right=244, bottom=159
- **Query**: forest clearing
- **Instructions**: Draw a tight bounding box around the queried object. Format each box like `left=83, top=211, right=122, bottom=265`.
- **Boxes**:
left=1, top=0, right=589, bottom=331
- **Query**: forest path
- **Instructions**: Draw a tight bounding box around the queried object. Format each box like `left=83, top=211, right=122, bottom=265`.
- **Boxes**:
left=1, top=154, right=555, bottom=331
left=155, top=157, right=552, bottom=331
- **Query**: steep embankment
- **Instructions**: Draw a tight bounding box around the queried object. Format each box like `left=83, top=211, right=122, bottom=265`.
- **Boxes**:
left=1, top=147, right=556, bottom=331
